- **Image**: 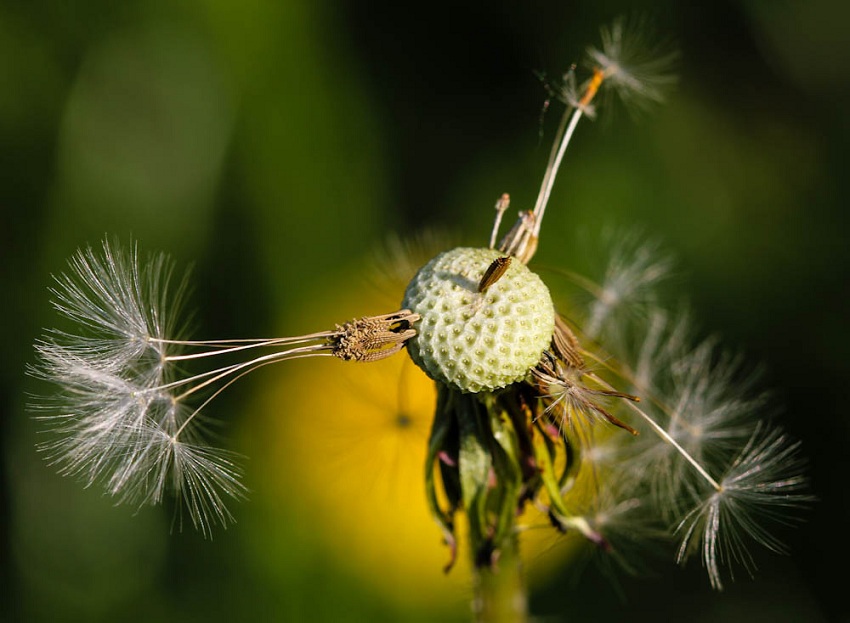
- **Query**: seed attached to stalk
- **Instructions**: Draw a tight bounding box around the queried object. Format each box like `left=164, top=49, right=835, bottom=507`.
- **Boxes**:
left=477, top=257, right=512, bottom=293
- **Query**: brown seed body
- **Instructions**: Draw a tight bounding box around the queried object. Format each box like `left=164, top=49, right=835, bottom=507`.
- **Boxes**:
left=477, top=256, right=512, bottom=293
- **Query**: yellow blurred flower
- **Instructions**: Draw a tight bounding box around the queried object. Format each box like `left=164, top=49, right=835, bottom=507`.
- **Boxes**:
left=249, top=264, right=469, bottom=609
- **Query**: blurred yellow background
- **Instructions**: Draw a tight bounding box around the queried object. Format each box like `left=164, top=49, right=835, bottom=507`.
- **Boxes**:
left=2, top=1, right=846, bottom=621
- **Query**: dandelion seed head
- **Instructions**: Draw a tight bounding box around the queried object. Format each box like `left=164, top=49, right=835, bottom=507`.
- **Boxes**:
left=402, top=246, right=555, bottom=393
left=27, top=17, right=809, bottom=600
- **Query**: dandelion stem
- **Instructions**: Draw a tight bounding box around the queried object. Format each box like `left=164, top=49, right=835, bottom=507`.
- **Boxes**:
left=471, top=531, right=528, bottom=623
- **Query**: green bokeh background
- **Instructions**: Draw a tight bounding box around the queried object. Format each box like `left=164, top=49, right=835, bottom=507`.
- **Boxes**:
left=1, top=1, right=847, bottom=621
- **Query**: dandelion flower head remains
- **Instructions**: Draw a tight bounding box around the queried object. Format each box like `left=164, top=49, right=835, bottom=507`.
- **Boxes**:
left=31, top=16, right=809, bottom=611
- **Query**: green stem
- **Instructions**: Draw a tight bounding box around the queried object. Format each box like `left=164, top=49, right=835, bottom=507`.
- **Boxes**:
left=471, top=531, right=528, bottom=623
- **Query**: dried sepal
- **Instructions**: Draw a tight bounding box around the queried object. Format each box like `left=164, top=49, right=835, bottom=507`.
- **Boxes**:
left=332, top=310, right=419, bottom=362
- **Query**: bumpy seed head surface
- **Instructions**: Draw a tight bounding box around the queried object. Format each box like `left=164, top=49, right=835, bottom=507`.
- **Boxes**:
left=402, top=247, right=555, bottom=393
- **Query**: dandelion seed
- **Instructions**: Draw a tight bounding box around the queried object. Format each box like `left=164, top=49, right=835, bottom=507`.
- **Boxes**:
left=531, top=350, right=638, bottom=439
left=585, top=15, right=679, bottom=111
left=630, top=308, right=689, bottom=391
left=581, top=484, right=669, bottom=578
left=675, top=424, right=811, bottom=590
left=584, top=231, right=673, bottom=343
left=31, top=238, right=419, bottom=534
left=517, top=18, right=677, bottom=260
left=552, top=230, right=808, bottom=588
left=617, top=316, right=766, bottom=518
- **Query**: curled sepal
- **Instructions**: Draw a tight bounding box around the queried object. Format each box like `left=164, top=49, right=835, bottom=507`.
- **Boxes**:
left=531, top=420, right=606, bottom=547
left=483, top=395, right=524, bottom=550
left=531, top=420, right=571, bottom=520
left=424, top=384, right=459, bottom=572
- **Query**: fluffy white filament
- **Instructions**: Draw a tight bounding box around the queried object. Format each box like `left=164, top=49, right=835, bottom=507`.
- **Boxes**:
left=29, top=240, right=329, bottom=535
